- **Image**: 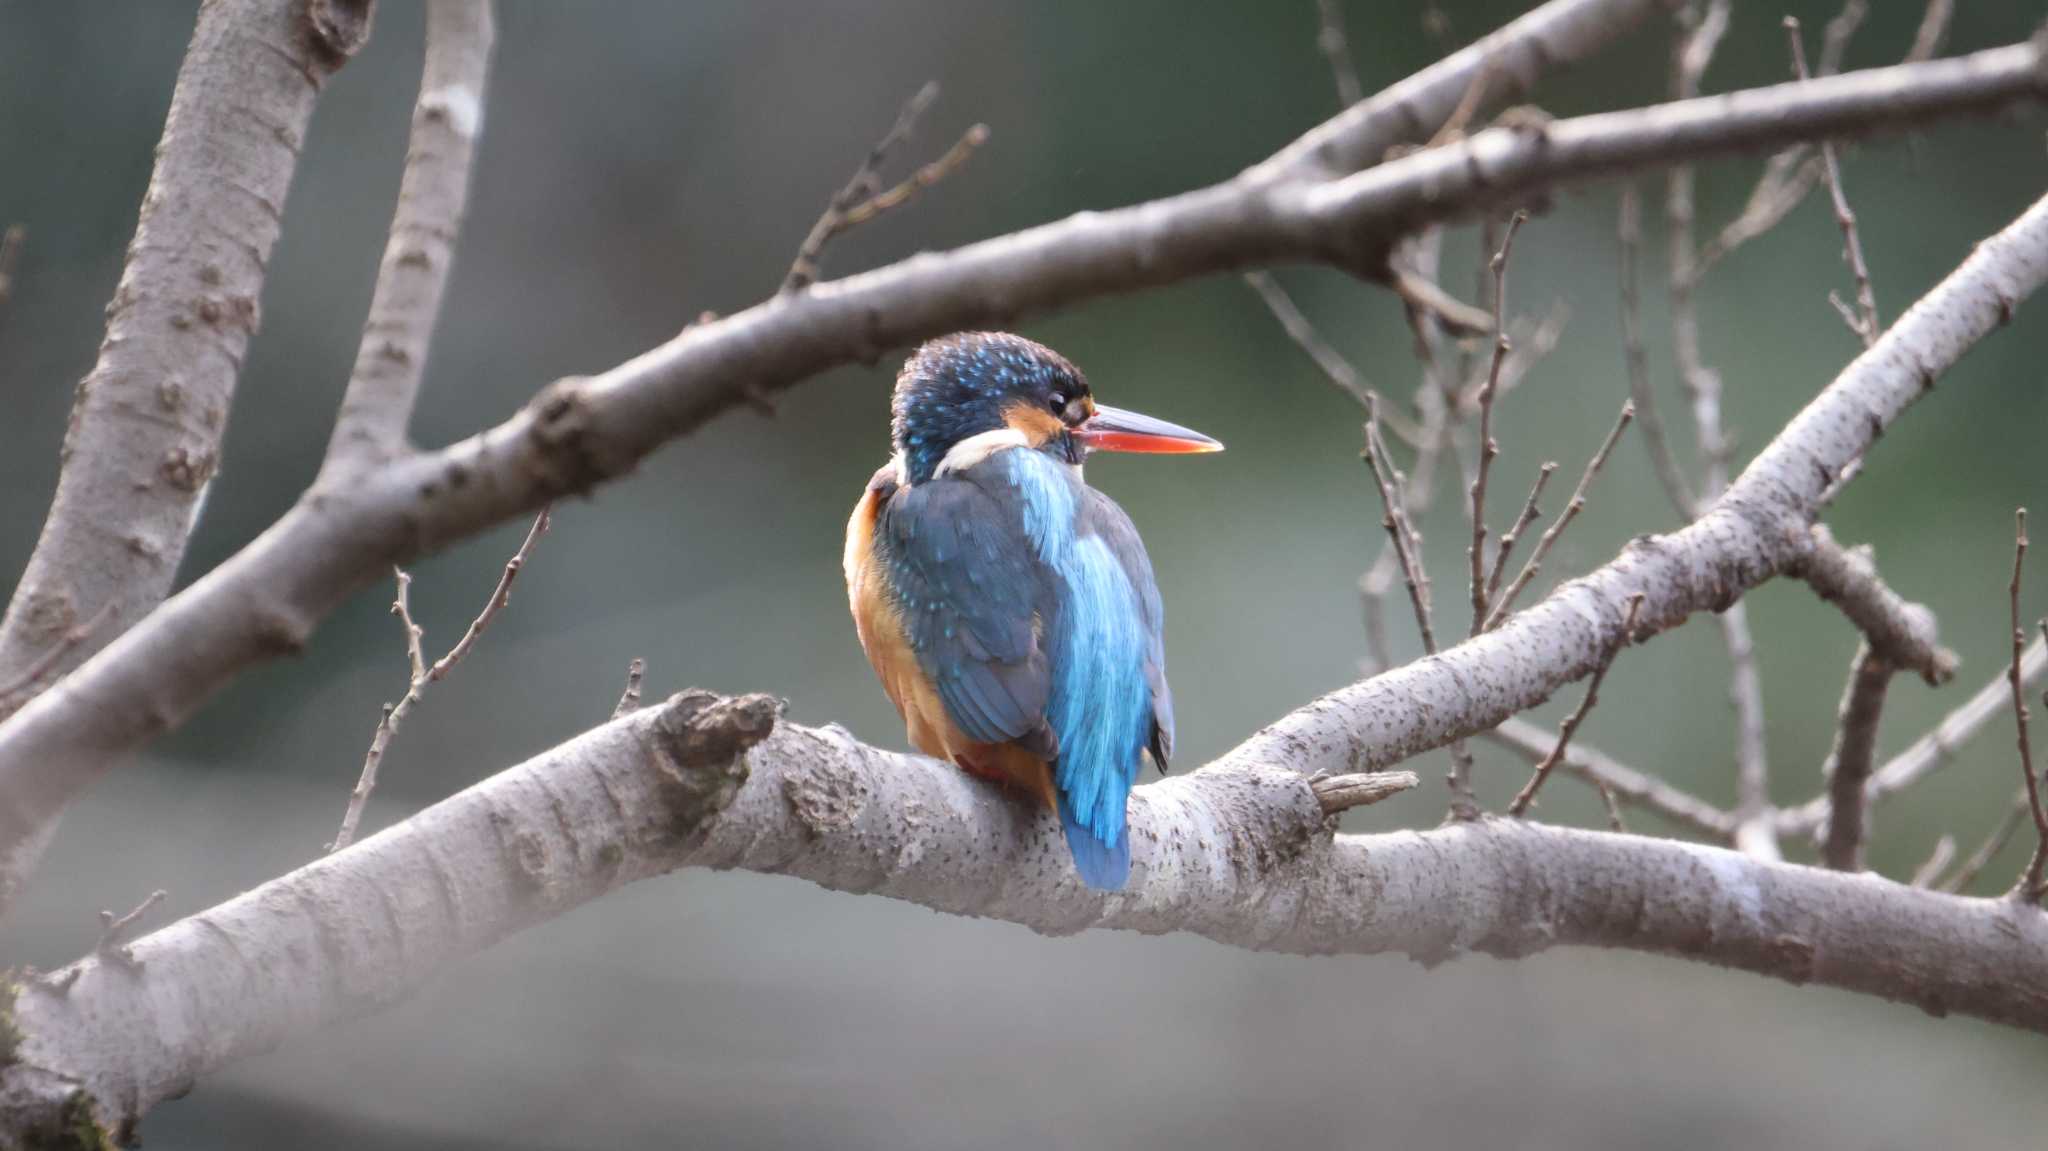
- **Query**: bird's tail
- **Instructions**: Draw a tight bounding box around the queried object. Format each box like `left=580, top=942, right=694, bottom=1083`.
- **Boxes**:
left=1058, top=793, right=1130, bottom=891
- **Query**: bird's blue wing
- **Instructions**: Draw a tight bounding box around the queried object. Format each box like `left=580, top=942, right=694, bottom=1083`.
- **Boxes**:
left=1082, top=488, right=1175, bottom=771
left=878, top=477, right=1057, bottom=756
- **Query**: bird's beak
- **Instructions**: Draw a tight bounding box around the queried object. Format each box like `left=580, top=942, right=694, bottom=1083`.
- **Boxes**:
left=1073, top=404, right=1224, bottom=454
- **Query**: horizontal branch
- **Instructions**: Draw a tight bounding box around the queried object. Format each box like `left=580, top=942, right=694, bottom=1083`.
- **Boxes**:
left=3, top=28, right=2046, bottom=912
left=11, top=691, right=2047, bottom=1141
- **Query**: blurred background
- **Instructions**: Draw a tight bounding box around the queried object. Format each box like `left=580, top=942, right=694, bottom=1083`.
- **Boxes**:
left=5, top=1, right=2048, bottom=1147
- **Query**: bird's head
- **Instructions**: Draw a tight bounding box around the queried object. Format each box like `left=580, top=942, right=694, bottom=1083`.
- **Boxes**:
left=890, top=332, right=1221, bottom=485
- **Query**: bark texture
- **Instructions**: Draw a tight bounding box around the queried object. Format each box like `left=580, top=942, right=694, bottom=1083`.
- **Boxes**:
left=10, top=695, right=2045, bottom=1142
left=0, top=0, right=370, bottom=913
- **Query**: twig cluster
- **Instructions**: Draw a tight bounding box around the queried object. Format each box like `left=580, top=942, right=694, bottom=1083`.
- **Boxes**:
left=783, top=82, right=989, bottom=293
left=329, top=505, right=553, bottom=852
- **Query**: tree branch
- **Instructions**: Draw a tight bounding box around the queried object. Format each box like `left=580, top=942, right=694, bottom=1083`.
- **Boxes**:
left=324, top=0, right=495, bottom=468
left=0, top=0, right=369, bottom=706
left=1212, top=189, right=2048, bottom=782
left=1781, top=635, right=2048, bottom=838
left=1790, top=524, right=1957, bottom=684
left=1508, top=593, right=1644, bottom=816
left=12, top=690, right=2048, bottom=1141
left=1819, top=644, right=1891, bottom=871
left=3, top=29, right=2046, bottom=913
left=1481, top=718, right=1737, bottom=840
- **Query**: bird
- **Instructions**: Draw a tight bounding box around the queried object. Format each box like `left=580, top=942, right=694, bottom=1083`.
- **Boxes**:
left=843, top=331, right=1221, bottom=890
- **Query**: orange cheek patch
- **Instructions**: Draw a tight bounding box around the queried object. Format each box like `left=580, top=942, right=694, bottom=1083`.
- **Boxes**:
left=1002, top=402, right=1068, bottom=446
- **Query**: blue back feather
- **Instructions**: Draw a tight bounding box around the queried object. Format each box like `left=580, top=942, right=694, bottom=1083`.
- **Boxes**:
left=1007, top=450, right=1154, bottom=890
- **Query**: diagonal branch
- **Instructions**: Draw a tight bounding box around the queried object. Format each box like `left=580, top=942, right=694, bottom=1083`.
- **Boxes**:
left=1791, top=524, right=1957, bottom=684
left=1508, top=593, right=1644, bottom=816
left=324, top=0, right=496, bottom=468
left=0, top=0, right=370, bottom=710
left=3, top=31, right=2046, bottom=913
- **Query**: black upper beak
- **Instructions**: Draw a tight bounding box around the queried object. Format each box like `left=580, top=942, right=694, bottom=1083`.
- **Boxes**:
left=1073, top=403, right=1224, bottom=455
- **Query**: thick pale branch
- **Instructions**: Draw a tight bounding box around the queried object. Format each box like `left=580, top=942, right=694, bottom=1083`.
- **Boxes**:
left=0, top=0, right=367, bottom=702
left=11, top=695, right=2048, bottom=1141
left=324, top=0, right=495, bottom=467
left=4, top=33, right=2046, bottom=910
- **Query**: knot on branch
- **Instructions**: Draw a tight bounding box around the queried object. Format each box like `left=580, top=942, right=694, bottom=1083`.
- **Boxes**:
left=524, top=377, right=635, bottom=496
left=783, top=739, right=873, bottom=839
left=304, top=0, right=376, bottom=72
left=647, top=691, right=779, bottom=844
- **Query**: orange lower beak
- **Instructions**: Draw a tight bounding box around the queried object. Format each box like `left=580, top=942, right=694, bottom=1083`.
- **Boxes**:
left=1074, top=404, right=1224, bottom=454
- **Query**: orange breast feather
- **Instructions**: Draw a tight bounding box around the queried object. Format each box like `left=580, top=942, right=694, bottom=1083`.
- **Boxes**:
left=844, top=477, right=1058, bottom=811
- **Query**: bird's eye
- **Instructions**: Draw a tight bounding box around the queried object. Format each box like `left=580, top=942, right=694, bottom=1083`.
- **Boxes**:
left=1049, top=392, right=1068, bottom=414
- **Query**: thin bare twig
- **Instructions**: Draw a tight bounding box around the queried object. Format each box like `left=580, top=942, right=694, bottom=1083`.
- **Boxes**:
left=2016, top=557, right=2048, bottom=894
left=1819, top=644, right=1891, bottom=870
left=1905, top=0, right=1954, bottom=64
left=1483, top=401, right=1634, bottom=631
left=1594, top=779, right=1627, bottom=832
left=612, top=658, right=646, bottom=720
left=1469, top=210, right=1527, bottom=636
left=1485, top=462, right=1558, bottom=606
left=1362, top=401, right=1436, bottom=657
left=1695, top=153, right=1826, bottom=277
left=1817, top=0, right=1867, bottom=80
left=1388, top=268, right=1496, bottom=337
left=94, top=889, right=167, bottom=968
left=1942, top=792, right=2028, bottom=895
left=1787, top=16, right=1881, bottom=345
left=330, top=506, right=553, bottom=852
left=1911, top=834, right=1956, bottom=888
left=783, top=83, right=987, bottom=293
left=1244, top=272, right=1374, bottom=408
left=1510, top=593, right=1645, bottom=816
left=1313, top=0, right=1364, bottom=108
left=1364, top=397, right=1481, bottom=815
left=835, top=125, right=990, bottom=233
left=1482, top=719, right=1738, bottom=839
left=1618, top=184, right=1698, bottom=519
left=429, top=506, right=552, bottom=679
left=1425, top=61, right=1495, bottom=148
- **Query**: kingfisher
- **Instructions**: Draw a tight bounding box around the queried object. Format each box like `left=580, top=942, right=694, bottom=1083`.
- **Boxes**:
left=844, top=332, right=1221, bottom=891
